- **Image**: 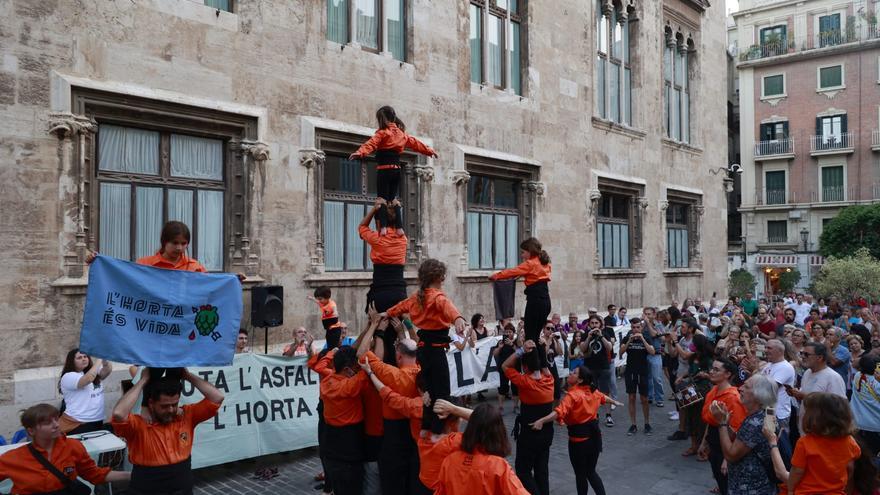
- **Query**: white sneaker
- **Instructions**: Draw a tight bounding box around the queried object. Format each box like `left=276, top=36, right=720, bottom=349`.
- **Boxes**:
left=669, top=411, right=679, bottom=421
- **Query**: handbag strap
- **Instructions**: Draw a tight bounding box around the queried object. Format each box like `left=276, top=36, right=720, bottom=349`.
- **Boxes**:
left=27, top=443, right=75, bottom=488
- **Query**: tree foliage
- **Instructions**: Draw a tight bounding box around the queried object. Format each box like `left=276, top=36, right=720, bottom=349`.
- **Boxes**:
left=819, top=203, right=880, bottom=259
left=812, top=248, right=880, bottom=303
left=777, top=269, right=801, bottom=294
left=729, top=268, right=756, bottom=299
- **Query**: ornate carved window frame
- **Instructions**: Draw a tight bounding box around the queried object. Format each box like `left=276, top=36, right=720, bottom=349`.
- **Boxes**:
left=661, top=185, right=704, bottom=275
left=588, top=172, right=647, bottom=278
left=50, top=87, right=267, bottom=290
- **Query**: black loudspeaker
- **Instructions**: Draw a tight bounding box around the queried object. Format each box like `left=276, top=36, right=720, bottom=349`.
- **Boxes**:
left=251, top=285, right=284, bottom=327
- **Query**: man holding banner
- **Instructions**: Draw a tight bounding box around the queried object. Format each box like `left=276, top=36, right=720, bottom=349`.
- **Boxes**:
left=111, top=367, right=224, bottom=495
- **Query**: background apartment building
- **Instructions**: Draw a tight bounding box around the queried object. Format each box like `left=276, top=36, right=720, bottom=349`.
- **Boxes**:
left=0, top=0, right=726, bottom=433
left=732, top=0, right=880, bottom=296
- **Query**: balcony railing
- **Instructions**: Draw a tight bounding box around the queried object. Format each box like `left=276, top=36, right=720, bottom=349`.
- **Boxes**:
left=810, top=133, right=853, bottom=154
left=809, top=185, right=856, bottom=203
left=755, top=138, right=793, bottom=158
left=754, top=189, right=795, bottom=206
left=873, top=130, right=880, bottom=150
left=874, top=183, right=880, bottom=200
left=767, top=234, right=789, bottom=244
left=738, top=26, right=880, bottom=62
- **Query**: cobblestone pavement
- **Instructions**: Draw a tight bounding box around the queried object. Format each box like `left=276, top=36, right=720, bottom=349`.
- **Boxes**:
left=193, top=385, right=716, bottom=495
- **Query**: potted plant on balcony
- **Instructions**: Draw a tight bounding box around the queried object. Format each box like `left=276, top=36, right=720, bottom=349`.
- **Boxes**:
left=764, top=32, right=783, bottom=56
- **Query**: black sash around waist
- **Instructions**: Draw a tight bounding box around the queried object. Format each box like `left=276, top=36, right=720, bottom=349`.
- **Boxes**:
left=371, top=264, right=406, bottom=288
left=383, top=418, right=416, bottom=447
left=131, top=457, right=193, bottom=492
left=523, top=281, right=550, bottom=298
left=418, top=329, right=452, bottom=346
left=375, top=150, right=402, bottom=166
left=567, top=419, right=600, bottom=439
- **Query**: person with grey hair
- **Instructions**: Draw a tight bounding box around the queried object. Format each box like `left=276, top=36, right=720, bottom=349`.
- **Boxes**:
left=824, top=326, right=851, bottom=388
left=709, top=374, right=779, bottom=495
left=785, top=341, right=846, bottom=435
left=759, top=339, right=795, bottom=461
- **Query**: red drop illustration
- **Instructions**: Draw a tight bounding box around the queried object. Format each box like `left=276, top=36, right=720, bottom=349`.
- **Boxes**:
left=188, top=330, right=196, bottom=341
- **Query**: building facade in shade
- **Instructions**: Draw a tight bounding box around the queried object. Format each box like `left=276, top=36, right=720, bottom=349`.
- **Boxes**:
left=732, top=0, right=880, bottom=297
left=0, top=0, right=726, bottom=433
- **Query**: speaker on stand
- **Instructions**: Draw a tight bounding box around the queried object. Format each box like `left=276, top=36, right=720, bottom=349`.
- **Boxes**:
left=251, top=285, right=284, bottom=354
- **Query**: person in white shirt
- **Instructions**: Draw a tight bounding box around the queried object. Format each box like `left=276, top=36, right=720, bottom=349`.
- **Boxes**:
left=784, top=342, right=846, bottom=435
left=786, top=294, right=812, bottom=327
left=58, top=348, right=112, bottom=434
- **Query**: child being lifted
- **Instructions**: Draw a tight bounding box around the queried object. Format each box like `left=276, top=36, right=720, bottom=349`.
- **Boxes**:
left=349, top=106, right=438, bottom=234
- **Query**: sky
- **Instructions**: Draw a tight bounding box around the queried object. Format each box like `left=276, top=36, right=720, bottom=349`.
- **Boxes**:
left=727, top=0, right=740, bottom=15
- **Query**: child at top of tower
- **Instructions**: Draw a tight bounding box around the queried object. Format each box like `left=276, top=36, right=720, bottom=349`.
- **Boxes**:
left=349, top=106, right=438, bottom=235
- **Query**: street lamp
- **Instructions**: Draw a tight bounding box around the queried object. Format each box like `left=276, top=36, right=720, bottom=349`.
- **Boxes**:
left=800, top=228, right=809, bottom=252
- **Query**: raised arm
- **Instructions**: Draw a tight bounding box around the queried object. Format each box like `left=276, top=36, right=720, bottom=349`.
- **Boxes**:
left=489, top=261, right=530, bottom=281
left=74, top=359, right=104, bottom=389
left=404, top=134, right=437, bottom=157
left=112, top=369, right=149, bottom=422
left=351, top=129, right=387, bottom=159
left=359, top=198, right=386, bottom=230
left=184, top=369, right=224, bottom=404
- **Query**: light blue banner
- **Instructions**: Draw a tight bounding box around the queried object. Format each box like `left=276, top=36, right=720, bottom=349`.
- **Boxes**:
left=80, top=255, right=241, bottom=367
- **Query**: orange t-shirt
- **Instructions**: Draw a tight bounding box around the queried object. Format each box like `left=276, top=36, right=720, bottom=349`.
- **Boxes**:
left=136, top=252, right=206, bottom=272
left=365, top=351, right=420, bottom=420
left=112, top=399, right=220, bottom=466
left=554, top=385, right=606, bottom=442
left=701, top=385, right=747, bottom=430
left=379, top=387, right=423, bottom=440
left=0, top=436, right=110, bottom=494
left=791, top=434, right=861, bottom=495
left=491, top=256, right=551, bottom=286
left=418, top=432, right=462, bottom=490
left=362, top=381, right=384, bottom=436
left=316, top=299, right=339, bottom=321
left=435, top=449, right=530, bottom=495
left=354, top=123, right=436, bottom=161
left=359, top=226, right=408, bottom=265
left=503, top=368, right=554, bottom=405
left=311, top=350, right=369, bottom=427
left=386, top=288, right=462, bottom=331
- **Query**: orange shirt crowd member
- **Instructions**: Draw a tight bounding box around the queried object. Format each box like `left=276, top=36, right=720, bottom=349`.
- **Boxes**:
left=789, top=392, right=861, bottom=495
left=435, top=403, right=529, bottom=495
left=311, top=346, right=370, bottom=495
left=531, top=367, right=617, bottom=495
left=700, top=359, right=748, bottom=495
left=383, top=258, right=466, bottom=434
left=110, top=368, right=222, bottom=494
left=309, top=286, right=344, bottom=349
left=490, top=238, right=552, bottom=360
left=0, top=404, right=129, bottom=494
left=501, top=341, right=555, bottom=495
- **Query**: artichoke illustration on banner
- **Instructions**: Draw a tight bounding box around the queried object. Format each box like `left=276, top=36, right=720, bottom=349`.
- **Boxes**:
left=190, top=305, right=223, bottom=341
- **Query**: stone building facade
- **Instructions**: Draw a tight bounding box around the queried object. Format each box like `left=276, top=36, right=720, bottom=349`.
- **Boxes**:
left=732, top=0, right=880, bottom=296
left=0, top=0, right=727, bottom=435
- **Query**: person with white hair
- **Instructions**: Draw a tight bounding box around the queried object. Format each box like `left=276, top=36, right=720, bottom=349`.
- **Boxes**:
left=759, top=339, right=796, bottom=459
left=824, top=326, right=851, bottom=387
left=709, top=374, right=779, bottom=495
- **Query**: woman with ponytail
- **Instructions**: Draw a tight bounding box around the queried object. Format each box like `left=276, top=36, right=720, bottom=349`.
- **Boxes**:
left=383, top=259, right=467, bottom=434
left=529, top=366, right=622, bottom=495
left=490, top=238, right=552, bottom=363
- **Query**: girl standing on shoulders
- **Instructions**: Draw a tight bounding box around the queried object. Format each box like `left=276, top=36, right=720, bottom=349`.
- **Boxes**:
left=490, top=238, right=552, bottom=363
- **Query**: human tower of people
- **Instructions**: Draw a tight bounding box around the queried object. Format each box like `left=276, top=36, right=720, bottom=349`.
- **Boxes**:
left=2, top=107, right=879, bottom=495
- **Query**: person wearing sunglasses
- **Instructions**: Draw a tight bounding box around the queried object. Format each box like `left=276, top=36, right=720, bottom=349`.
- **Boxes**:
left=784, top=342, right=846, bottom=436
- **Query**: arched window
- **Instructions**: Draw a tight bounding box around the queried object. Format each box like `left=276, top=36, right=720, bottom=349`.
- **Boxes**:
left=595, top=0, right=634, bottom=125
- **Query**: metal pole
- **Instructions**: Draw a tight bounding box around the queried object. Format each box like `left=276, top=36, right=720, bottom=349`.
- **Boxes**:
left=264, top=326, right=269, bottom=354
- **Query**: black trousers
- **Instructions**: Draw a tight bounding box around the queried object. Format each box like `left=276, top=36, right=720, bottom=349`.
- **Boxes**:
left=324, top=324, right=341, bottom=350
left=376, top=167, right=403, bottom=227
left=316, top=401, right=333, bottom=493
left=515, top=433, right=552, bottom=495
left=707, top=426, right=728, bottom=495
left=523, top=284, right=551, bottom=364
left=378, top=419, right=420, bottom=495
left=417, top=344, right=451, bottom=434
left=324, top=457, right=364, bottom=495
left=568, top=436, right=605, bottom=495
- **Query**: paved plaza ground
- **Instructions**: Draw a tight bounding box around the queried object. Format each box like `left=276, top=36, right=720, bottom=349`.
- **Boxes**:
left=191, top=383, right=717, bottom=495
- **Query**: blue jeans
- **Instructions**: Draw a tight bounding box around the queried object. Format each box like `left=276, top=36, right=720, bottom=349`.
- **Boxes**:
left=646, top=354, right=665, bottom=402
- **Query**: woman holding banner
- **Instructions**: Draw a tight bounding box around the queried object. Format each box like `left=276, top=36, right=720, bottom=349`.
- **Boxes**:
left=501, top=339, right=555, bottom=495
left=489, top=238, right=552, bottom=364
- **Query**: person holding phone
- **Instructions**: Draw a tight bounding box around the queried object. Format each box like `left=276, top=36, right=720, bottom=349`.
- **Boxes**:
left=619, top=318, right=655, bottom=436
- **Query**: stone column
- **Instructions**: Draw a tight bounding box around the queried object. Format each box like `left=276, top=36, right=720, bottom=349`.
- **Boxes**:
left=48, top=112, right=97, bottom=278
left=658, top=200, right=670, bottom=269
left=241, top=140, right=270, bottom=276
left=632, top=196, right=649, bottom=268
left=525, top=180, right=546, bottom=236
left=451, top=169, right=471, bottom=270
left=588, top=189, right=602, bottom=268
left=413, top=164, right=434, bottom=263
left=617, top=8, right=629, bottom=124
left=301, top=148, right=326, bottom=273
left=691, top=204, right=705, bottom=268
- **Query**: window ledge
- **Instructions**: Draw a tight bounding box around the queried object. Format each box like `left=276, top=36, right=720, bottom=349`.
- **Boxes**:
left=304, top=271, right=418, bottom=288
left=457, top=271, right=503, bottom=284
left=661, top=139, right=703, bottom=155
left=817, top=86, right=845, bottom=92
left=143, top=0, right=238, bottom=31
left=469, top=82, right=528, bottom=103
left=662, top=268, right=704, bottom=277
left=51, top=274, right=265, bottom=295
left=755, top=242, right=799, bottom=251
left=590, top=118, right=646, bottom=140
left=592, top=269, right=647, bottom=280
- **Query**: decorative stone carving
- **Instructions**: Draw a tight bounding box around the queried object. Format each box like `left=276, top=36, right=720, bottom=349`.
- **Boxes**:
left=637, top=196, right=649, bottom=210
left=413, top=164, right=435, bottom=182
left=450, top=169, right=471, bottom=186
left=526, top=181, right=546, bottom=196
left=300, top=148, right=326, bottom=169
left=242, top=140, right=270, bottom=162
left=48, top=112, right=96, bottom=139
left=658, top=200, right=669, bottom=211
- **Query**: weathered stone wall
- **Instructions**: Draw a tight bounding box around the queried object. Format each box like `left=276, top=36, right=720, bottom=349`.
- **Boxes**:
left=0, top=0, right=727, bottom=436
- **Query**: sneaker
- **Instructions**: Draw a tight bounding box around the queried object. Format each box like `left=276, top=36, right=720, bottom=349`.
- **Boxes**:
left=644, top=424, right=653, bottom=435
left=627, top=425, right=638, bottom=436
left=611, top=404, right=617, bottom=411
left=605, top=415, right=615, bottom=427
left=667, top=430, right=688, bottom=441
left=656, top=401, right=664, bottom=408
left=669, top=411, right=680, bottom=421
